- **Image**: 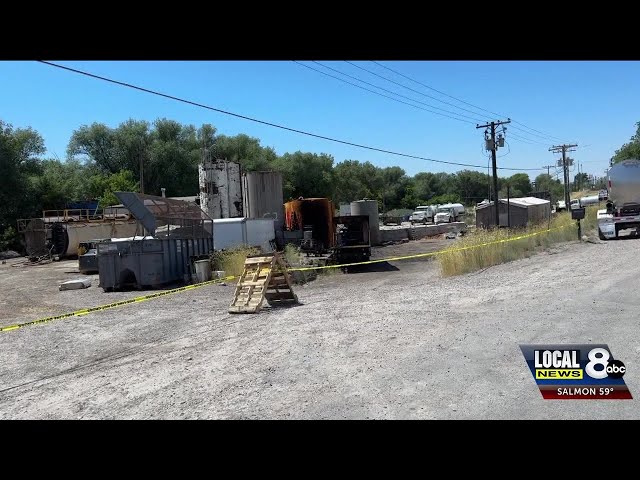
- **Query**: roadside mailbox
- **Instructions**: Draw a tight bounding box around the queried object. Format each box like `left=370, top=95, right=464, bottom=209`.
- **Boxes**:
left=572, top=207, right=585, bottom=241
left=571, top=207, right=585, bottom=220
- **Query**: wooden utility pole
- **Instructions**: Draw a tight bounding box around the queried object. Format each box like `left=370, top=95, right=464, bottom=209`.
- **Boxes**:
left=549, top=144, right=577, bottom=209
left=541, top=164, right=554, bottom=199
left=477, top=119, right=511, bottom=227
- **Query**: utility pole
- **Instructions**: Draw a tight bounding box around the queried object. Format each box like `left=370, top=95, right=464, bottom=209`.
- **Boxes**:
left=477, top=119, right=511, bottom=227
left=542, top=164, right=554, bottom=199
left=549, top=144, right=577, bottom=209
left=542, top=165, right=554, bottom=177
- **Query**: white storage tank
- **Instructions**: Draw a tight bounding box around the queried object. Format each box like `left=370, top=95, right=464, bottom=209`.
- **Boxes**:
left=350, top=199, right=380, bottom=246
left=199, top=159, right=243, bottom=219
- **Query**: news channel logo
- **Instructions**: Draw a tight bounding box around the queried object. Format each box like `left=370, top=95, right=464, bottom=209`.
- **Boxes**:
left=519, top=344, right=632, bottom=400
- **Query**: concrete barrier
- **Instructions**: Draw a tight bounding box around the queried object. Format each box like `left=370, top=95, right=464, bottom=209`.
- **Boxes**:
left=379, top=222, right=466, bottom=243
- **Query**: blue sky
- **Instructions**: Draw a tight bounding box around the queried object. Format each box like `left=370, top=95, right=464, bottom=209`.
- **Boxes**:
left=1, top=60, right=639, bottom=180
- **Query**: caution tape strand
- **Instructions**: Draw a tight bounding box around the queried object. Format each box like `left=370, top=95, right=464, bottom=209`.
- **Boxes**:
left=1, top=224, right=573, bottom=333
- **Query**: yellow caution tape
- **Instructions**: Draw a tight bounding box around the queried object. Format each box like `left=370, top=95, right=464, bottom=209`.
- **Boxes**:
left=0, top=275, right=236, bottom=333
left=1, top=224, right=571, bottom=333
left=289, top=224, right=571, bottom=271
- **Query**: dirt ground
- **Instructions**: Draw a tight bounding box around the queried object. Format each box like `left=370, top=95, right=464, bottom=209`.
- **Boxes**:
left=0, top=236, right=453, bottom=327
left=0, top=236, right=638, bottom=419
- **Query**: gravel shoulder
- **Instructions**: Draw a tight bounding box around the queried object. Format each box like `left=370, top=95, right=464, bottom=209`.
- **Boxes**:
left=0, top=237, right=638, bottom=419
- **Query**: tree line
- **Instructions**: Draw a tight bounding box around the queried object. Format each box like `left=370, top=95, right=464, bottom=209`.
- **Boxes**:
left=4, top=116, right=631, bottom=251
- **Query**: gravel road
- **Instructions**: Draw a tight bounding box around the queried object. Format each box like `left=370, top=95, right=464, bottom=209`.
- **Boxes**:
left=0, top=237, right=638, bottom=419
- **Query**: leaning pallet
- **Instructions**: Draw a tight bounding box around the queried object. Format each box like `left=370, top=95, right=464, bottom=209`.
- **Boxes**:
left=228, top=253, right=298, bottom=313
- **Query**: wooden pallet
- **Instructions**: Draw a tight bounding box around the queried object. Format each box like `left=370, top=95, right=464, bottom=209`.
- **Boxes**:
left=228, top=254, right=298, bottom=314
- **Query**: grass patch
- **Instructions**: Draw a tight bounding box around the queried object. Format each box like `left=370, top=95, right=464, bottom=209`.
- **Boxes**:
left=283, top=243, right=302, bottom=266
left=209, top=246, right=261, bottom=278
left=438, top=206, right=599, bottom=276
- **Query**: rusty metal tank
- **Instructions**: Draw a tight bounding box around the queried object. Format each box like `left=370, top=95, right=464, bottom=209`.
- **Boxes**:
left=284, top=198, right=335, bottom=250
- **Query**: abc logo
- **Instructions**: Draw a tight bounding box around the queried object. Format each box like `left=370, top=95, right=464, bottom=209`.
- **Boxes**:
left=585, top=348, right=626, bottom=380
left=606, top=360, right=626, bottom=379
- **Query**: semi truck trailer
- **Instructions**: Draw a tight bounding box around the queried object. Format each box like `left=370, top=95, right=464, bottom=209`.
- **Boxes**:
left=597, top=159, right=640, bottom=240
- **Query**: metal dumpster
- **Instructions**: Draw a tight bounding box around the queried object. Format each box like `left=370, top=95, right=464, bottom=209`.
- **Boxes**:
left=97, top=236, right=213, bottom=290
left=97, top=192, right=214, bottom=291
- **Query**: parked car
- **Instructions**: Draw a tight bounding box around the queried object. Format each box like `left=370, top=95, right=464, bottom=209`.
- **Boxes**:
left=598, top=189, right=608, bottom=201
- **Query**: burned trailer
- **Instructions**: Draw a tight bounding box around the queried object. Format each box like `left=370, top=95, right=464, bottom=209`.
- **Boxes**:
left=284, top=198, right=335, bottom=255
left=331, top=215, right=371, bottom=265
left=97, top=192, right=214, bottom=291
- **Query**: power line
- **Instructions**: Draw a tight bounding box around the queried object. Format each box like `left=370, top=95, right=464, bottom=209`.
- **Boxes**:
left=295, top=61, right=478, bottom=125
left=312, top=61, right=485, bottom=123
left=344, top=60, right=564, bottom=145
left=346, top=60, right=558, bottom=145
left=344, top=61, right=489, bottom=122
left=300, top=61, right=563, bottom=152
left=507, top=131, right=550, bottom=146
left=302, top=62, right=553, bottom=148
left=371, top=61, right=567, bottom=143
left=37, top=60, right=544, bottom=172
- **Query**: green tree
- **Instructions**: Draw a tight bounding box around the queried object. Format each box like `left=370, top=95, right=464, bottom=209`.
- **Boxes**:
left=67, top=118, right=212, bottom=197
left=145, top=119, right=200, bottom=196
left=612, top=121, right=640, bottom=164
left=430, top=193, right=462, bottom=204
left=0, top=120, right=45, bottom=250
left=506, top=173, right=532, bottom=197
left=67, top=122, right=117, bottom=171
left=411, top=172, right=441, bottom=202
left=379, top=166, right=409, bottom=212
left=274, top=152, right=335, bottom=200
left=112, top=119, right=152, bottom=182
left=214, top=133, right=277, bottom=171
left=98, top=170, right=139, bottom=206
left=333, top=160, right=384, bottom=205
left=455, top=170, right=491, bottom=205
left=534, top=173, right=553, bottom=192
left=534, top=173, right=564, bottom=203
left=573, top=172, right=589, bottom=191
left=28, top=159, right=100, bottom=210
left=400, top=184, right=421, bottom=209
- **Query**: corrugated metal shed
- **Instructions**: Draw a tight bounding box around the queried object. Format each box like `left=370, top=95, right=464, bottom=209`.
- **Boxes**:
left=475, top=197, right=550, bottom=228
